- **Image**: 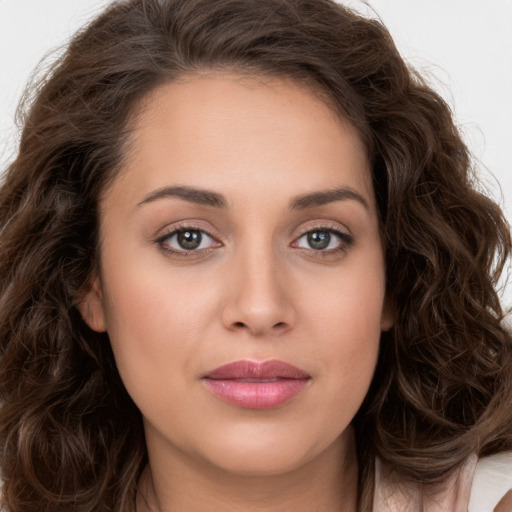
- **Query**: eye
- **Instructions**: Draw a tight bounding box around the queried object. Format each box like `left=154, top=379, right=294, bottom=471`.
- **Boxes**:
left=156, top=227, right=220, bottom=254
left=293, top=228, right=353, bottom=253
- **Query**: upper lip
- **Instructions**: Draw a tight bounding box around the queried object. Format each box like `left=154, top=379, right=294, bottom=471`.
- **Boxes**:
left=203, top=359, right=310, bottom=380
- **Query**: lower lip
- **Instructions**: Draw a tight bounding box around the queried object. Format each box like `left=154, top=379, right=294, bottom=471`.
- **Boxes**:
left=202, top=378, right=310, bottom=409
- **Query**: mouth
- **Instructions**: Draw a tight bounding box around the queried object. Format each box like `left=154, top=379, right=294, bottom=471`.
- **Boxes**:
left=201, top=359, right=311, bottom=409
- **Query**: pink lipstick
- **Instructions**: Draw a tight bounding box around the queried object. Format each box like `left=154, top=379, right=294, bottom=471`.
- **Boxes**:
left=202, top=360, right=310, bottom=409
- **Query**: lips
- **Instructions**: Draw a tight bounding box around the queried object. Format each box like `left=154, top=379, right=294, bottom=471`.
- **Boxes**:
left=202, top=360, right=311, bottom=409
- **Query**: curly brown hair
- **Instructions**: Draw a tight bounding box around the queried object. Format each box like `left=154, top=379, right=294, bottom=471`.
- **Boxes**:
left=0, top=0, right=511, bottom=511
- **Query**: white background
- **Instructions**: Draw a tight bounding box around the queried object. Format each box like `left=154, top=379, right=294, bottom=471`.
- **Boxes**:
left=0, top=0, right=511, bottom=307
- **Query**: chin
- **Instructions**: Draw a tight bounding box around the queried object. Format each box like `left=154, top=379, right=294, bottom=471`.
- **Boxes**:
left=205, top=448, right=312, bottom=477
left=194, top=423, right=346, bottom=478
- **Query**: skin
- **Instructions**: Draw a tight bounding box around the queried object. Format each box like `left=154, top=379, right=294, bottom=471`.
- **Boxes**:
left=80, top=74, right=393, bottom=512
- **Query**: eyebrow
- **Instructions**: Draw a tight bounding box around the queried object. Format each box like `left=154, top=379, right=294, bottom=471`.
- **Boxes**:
left=137, top=185, right=369, bottom=211
left=290, top=187, right=369, bottom=211
left=138, top=186, right=227, bottom=208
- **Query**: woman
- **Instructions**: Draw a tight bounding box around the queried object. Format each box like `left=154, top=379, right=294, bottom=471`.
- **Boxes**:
left=0, top=0, right=511, bottom=511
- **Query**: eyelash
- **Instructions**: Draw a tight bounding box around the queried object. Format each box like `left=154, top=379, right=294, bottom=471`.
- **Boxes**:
left=154, top=223, right=220, bottom=258
left=154, top=224, right=354, bottom=258
left=293, top=225, right=354, bottom=257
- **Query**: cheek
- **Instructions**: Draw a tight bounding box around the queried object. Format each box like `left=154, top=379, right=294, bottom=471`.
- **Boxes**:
left=102, top=239, right=220, bottom=333
left=302, top=254, right=386, bottom=340
left=316, top=305, right=381, bottom=401
left=299, top=255, right=385, bottom=394
left=98, top=256, right=223, bottom=399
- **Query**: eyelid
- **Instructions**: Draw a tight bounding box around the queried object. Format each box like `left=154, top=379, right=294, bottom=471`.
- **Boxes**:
left=295, top=220, right=350, bottom=236
left=291, top=222, right=354, bottom=254
left=154, top=222, right=222, bottom=257
left=294, top=220, right=353, bottom=240
left=152, top=220, right=354, bottom=259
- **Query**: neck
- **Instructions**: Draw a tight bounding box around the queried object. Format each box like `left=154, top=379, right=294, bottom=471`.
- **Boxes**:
left=137, top=428, right=358, bottom=512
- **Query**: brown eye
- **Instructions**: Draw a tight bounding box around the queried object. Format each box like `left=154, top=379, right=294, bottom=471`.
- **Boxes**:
left=157, top=228, right=220, bottom=253
left=293, top=227, right=354, bottom=253
left=307, top=231, right=331, bottom=250
left=177, top=229, right=203, bottom=250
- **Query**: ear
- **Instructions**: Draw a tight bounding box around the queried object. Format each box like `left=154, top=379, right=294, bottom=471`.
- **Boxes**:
left=77, top=276, right=107, bottom=332
left=380, top=296, right=394, bottom=332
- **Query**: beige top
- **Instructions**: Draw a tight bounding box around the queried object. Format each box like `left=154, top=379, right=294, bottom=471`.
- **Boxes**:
left=374, top=452, right=512, bottom=511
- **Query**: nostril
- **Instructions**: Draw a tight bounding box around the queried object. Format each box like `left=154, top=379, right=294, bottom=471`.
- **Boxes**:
left=230, top=320, right=288, bottom=332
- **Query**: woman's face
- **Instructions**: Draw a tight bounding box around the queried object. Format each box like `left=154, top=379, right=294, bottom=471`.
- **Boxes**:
left=80, top=75, right=392, bottom=476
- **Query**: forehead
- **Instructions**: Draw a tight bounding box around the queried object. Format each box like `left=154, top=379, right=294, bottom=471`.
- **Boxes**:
left=106, top=74, right=374, bottom=210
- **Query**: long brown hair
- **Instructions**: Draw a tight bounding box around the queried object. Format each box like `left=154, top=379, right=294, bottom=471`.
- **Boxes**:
left=0, top=1, right=511, bottom=511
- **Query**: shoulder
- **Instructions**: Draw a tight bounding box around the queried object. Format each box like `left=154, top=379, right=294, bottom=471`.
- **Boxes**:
left=469, top=451, right=512, bottom=512
left=374, top=452, right=512, bottom=512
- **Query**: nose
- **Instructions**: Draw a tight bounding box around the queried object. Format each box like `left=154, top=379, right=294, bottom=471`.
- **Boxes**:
left=221, top=246, right=296, bottom=337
